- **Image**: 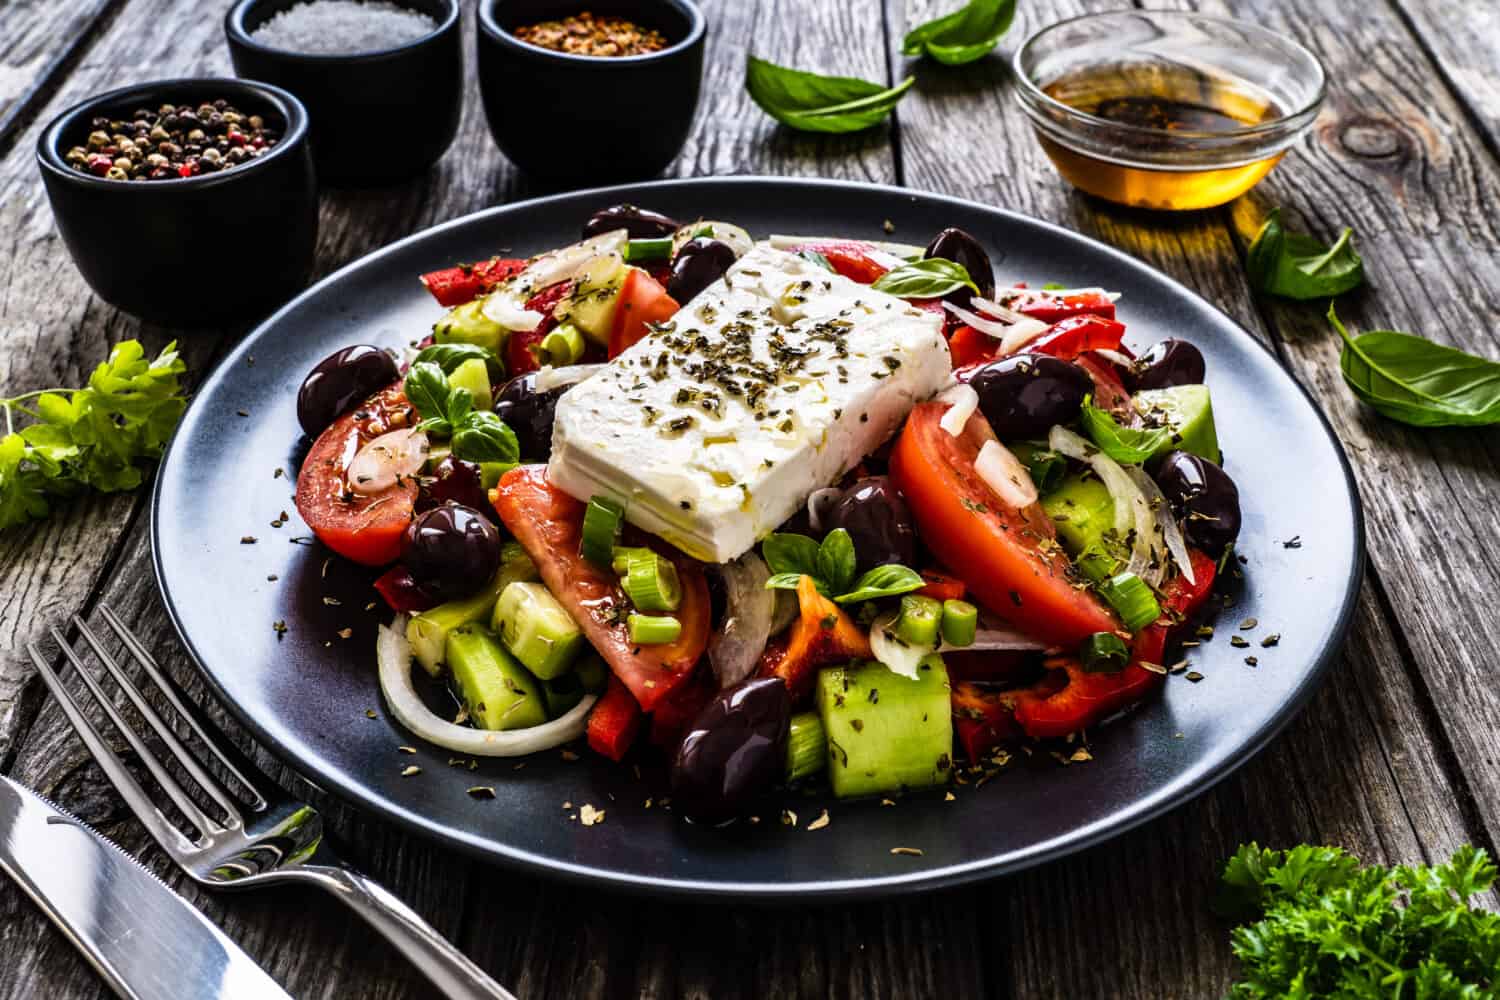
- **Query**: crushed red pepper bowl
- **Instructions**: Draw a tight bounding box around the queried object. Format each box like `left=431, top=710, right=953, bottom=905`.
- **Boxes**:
left=476, top=0, right=704, bottom=181
left=36, top=77, right=316, bottom=329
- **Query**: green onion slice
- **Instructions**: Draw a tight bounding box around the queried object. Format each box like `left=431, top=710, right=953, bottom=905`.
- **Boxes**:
left=628, top=613, right=682, bottom=645
left=538, top=323, right=586, bottom=367
left=621, top=550, right=682, bottom=612
left=1080, top=631, right=1131, bottom=673
left=623, top=237, right=674, bottom=263
left=1098, top=571, right=1161, bottom=633
left=894, top=594, right=942, bottom=648
left=939, top=599, right=978, bottom=647
left=580, top=496, right=624, bottom=568
left=610, top=546, right=655, bottom=575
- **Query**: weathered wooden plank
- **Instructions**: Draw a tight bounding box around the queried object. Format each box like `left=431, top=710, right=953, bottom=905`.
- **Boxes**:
left=1390, top=0, right=1500, bottom=157
left=0, top=0, right=119, bottom=143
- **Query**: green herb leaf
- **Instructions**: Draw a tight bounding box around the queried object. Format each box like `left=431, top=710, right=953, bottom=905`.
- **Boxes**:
left=765, top=572, right=809, bottom=591
left=745, top=55, right=914, bottom=134
left=1330, top=304, right=1500, bottom=427
left=1079, top=400, right=1173, bottom=464
left=761, top=531, right=823, bottom=579
left=412, top=342, right=505, bottom=382
left=834, top=564, right=926, bottom=604
left=450, top=410, right=519, bottom=464
left=1246, top=209, right=1364, bottom=300
left=901, top=0, right=1016, bottom=66
left=795, top=249, right=835, bottom=272
left=404, top=362, right=453, bottom=426
left=870, top=258, right=979, bottom=298
left=0, top=434, right=51, bottom=529
left=816, top=528, right=858, bottom=595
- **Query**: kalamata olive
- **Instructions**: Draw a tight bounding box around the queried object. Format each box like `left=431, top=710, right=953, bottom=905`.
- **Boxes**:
left=492, top=372, right=565, bottom=461
left=968, top=355, right=1093, bottom=439
left=296, top=345, right=399, bottom=437
left=825, top=476, right=918, bottom=571
left=401, top=503, right=502, bottom=602
left=1150, top=450, right=1241, bottom=556
left=924, top=227, right=996, bottom=304
left=581, top=204, right=679, bottom=240
left=418, top=456, right=496, bottom=523
left=1126, top=339, right=1206, bottom=392
left=667, top=238, right=737, bottom=303
left=670, top=677, right=791, bottom=825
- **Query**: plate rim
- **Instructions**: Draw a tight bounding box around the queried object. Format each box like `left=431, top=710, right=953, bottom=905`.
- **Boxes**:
left=151, top=175, right=1366, bottom=899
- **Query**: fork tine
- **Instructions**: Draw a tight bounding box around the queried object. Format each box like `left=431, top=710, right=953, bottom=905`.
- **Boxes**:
left=99, top=605, right=268, bottom=812
left=26, top=642, right=197, bottom=856
left=74, top=615, right=245, bottom=828
left=47, top=626, right=223, bottom=839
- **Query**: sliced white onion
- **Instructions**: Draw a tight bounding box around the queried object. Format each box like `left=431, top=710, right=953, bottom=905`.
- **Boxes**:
left=1091, top=348, right=1134, bottom=368
left=377, top=616, right=597, bottom=756
left=937, top=383, right=979, bottom=437
left=975, top=439, right=1039, bottom=510
left=992, top=286, right=1122, bottom=302
left=1127, top=466, right=1196, bottom=586
left=1048, top=426, right=1161, bottom=586
left=767, top=234, right=925, bottom=260
left=806, top=487, right=844, bottom=534
left=348, top=428, right=429, bottom=496
left=708, top=553, right=776, bottom=688
left=969, top=295, right=1035, bottom=323
left=480, top=293, right=545, bottom=332
left=869, top=611, right=934, bottom=680
left=674, top=221, right=754, bottom=259
left=523, top=229, right=628, bottom=290
left=943, top=300, right=1051, bottom=354
left=534, top=363, right=605, bottom=392
left=940, top=626, right=1049, bottom=655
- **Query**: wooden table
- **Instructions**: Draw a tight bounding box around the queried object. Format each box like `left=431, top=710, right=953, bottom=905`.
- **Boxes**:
left=3, top=0, right=1498, bottom=995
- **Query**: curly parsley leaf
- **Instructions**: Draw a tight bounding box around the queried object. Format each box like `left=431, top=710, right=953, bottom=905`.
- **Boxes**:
left=1246, top=209, right=1364, bottom=300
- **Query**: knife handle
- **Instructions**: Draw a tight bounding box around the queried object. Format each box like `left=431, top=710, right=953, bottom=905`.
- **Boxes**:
left=315, top=866, right=517, bottom=1000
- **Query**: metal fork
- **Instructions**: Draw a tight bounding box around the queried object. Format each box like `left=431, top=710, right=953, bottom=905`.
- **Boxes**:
left=27, top=605, right=516, bottom=1000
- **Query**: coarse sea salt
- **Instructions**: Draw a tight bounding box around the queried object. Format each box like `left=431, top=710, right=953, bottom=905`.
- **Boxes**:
left=251, top=0, right=438, bottom=55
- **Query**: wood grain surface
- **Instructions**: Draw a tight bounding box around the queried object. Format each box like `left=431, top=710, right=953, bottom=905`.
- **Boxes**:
left=2, top=0, right=1498, bottom=996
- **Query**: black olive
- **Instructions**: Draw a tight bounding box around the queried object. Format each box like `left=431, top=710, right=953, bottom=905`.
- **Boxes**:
left=581, top=204, right=679, bottom=240
left=968, top=355, right=1093, bottom=439
left=401, top=503, right=502, bottom=602
left=670, top=677, right=791, bottom=825
left=418, top=456, right=496, bottom=523
left=492, top=372, right=565, bottom=461
left=1150, top=451, right=1241, bottom=556
left=667, top=238, right=737, bottom=303
left=924, top=227, right=996, bottom=305
left=296, top=345, right=399, bottom=438
left=825, top=476, right=918, bottom=572
left=1126, top=339, right=1206, bottom=392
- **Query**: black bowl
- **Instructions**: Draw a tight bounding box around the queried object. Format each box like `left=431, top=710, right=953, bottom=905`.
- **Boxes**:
left=37, top=78, right=317, bottom=329
left=225, top=0, right=462, bottom=186
left=477, top=0, right=704, bottom=181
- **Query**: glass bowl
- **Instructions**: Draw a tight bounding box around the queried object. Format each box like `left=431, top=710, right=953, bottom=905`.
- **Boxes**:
left=1012, top=10, right=1326, bottom=211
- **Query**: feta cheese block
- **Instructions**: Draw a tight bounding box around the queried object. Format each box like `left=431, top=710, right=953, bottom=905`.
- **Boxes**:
left=547, top=244, right=951, bottom=564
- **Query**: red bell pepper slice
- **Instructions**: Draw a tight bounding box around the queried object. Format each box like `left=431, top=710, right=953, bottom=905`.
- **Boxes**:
left=1008, top=290, right=1117, bottom=324
left=757, top=575, right=872, bottom=703
left=420, top=257, right=528, bottom=307
left=784, top=242, right=890, bottom=284
left=587, top=675, right=643, bottom=762
left=948, top=325, right=1000, bottom=368
left=916, top=569, right=966, bottom=603
left=504, top=281, right=574, bottom=376
left=952, top=674, right=1064, bottom=762
left=648, top=666, right=715, bottom=749
left=1025, top=315, right=1126, bottom=361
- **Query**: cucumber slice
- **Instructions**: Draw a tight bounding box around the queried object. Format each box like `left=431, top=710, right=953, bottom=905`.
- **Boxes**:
left=1041, top=473, right=1116, bottom=557
left=448, top=357, right=493, bottom=411
left=815, top=657, right=953, bottom=799
left=1133, top=384, right=1219, bottom=463
left=555, top=254, right=626, bottom=344
left=786, top=711, right=827, bottom=782
left=434, top=299, right=505, bottom=355
left=406, top=543, right=538, bottom=676
left=492, top=581, right=585, bottom=679
left=445, top=625, right=547, bottom=731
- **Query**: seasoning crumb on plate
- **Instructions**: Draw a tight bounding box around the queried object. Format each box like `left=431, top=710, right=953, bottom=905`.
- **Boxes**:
left=1185, top=671, right=1205, bottom=682
left=401, top=765, right=421, bottom=777
left=579, top=804, right=605, bottom=826
left=806, top=809, right=830, bottom=831
left=467, top=786, right=496, bottom=799
left=890, top=847, right=923, bottom=856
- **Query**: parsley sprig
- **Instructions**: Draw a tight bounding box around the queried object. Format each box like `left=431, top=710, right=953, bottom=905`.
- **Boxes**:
left=1, top=340, right=187, bottom=531
left=1218, top=842, right=1500, bottom=998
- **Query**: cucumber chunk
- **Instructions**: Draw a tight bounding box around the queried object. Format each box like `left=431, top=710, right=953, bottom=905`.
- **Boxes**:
left=492, top=581, right=585, bottom=679
left=445, top=625, right=547, bottom=731
left=542, top=672, right=586, bottom=718
left=815, top=657, right=953, bottom=799
left=406, top=543, right=538, bottom=676
left=1041, top=473, right=1116, bottom=557
left=555, top=254, right=626, bottom=344
left=448, top=357, right=493, bottom=411
left=434, top=299, right=505, bottom=355
left=1133, top=384, right=1219, bottom=463
left=786, top=711, right=827, bottom=782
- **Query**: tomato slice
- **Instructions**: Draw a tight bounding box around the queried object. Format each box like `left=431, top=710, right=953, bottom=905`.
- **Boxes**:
left=294, top=383, right=419, bottom=566
left=608, top=268, right=679, bottom=357
left=1025, top=315, right=1126, bottom=360
left=1076, top=353, right=1133, bottom=414
left=419, top=257, right=527, bottom=307
left=889, top=402, right=1119, bottom=646
left=1008, top=290, right=1117, bottom=324
left=491, top=466, right=709, bottom=711
left=948, top=325, right=999, bottom=368
left=785, top=241, right=889, bottom=284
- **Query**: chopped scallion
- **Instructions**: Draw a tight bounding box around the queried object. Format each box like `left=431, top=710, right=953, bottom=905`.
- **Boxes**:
left=1080, top=631, right=1130, bottom=673
left=627, top=613, right=682, bottom=645
left=580, top=496, right=624, bottom=567
left=538, top=322, right=586, bottom=367
left=894, top=594, right=942, bottom=647
left=623, top=237, right=674, bottom=263
left=1098, top=571, right=1161, bottom=632
left=621, top=550, right=682, bottom=612
left=940, top=599, right=978, bottom=647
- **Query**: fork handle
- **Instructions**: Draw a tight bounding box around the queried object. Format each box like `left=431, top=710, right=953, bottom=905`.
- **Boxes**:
left=315, top=867, right=517, bottom=1000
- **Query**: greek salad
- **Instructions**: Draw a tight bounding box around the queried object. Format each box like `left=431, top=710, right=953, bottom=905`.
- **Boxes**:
left=291, top=204, right=1242, bottom=824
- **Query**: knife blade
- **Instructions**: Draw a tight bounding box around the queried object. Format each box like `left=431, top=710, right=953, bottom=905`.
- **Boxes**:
left=0, top=776, right=291, bottom=1000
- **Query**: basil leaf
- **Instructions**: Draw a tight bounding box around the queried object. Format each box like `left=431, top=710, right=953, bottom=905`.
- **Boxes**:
left=834, top=564, right=926, bottom=604
left=902, top=0, right=1016, bottom=66
left=761, top=531, right=823, bottom=578
left=1246, top=209, right=1363, bottom=300
left=745, top=55, right=914, bottom=134
left=1079, top=401, right=1173, bottom=464
left=1330, top=305, right=1500, bottom=427
left=404, top=362, right=452, bottom=423
left=765, top=572, right=808, bottom=591
left=451, top=410, right=520, bottom=464
left=870, top=258, right=979, bottom=298
left=816, top=528, right=858, bottom=595
left=413, top=342, right=505, bottom=382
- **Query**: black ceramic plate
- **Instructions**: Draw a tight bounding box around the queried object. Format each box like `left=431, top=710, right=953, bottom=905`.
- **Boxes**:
left=153, top=177, right=1362, bottom=899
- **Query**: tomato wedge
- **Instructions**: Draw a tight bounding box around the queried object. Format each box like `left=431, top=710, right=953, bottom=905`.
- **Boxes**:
left=294, top=383, right=418, bottom=566
left=1025, top=315, right=1125, bottom=360
left=889, top=402, right=1118, bottom=646
left=1076, top=353, right=1133, bottom=414
left=491, top=466, right=709, bottom=711
left=1008, top=290, right=1117, bottom=324
left=948, top=325, right=999, bottom=368
left=785, top=241, right=889, bottom=284
left=609, top=268, right=679, bottom=357
left=419, top=257, right=527, bottom=307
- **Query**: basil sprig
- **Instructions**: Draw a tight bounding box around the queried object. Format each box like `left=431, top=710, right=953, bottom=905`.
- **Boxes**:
left=870, top=258, right=978, bottom=298
left=902, top=0, right=1016, bottom=66
left=745, top=55, right=914, bottom=134
left=1078, top=399, right=1171, bottom=464
left=412, top=341, right=505, bottom=382
left=762, top=529, right=926, bottom=604
left=1246, top=209, right=1364, bottom=300
left=405, top=362, right=520, bottom=463
left=1330, top=305, right=1500, bottom=427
